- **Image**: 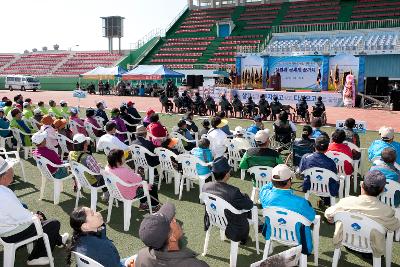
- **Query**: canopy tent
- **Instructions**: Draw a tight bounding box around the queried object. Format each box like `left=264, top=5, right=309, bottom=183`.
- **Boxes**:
left=122, top=65, right=184, bottom=80
left=80, top=66, right=127, bottom=80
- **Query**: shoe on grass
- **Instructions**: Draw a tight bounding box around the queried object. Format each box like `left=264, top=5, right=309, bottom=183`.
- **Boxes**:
left=139, top=203, right=149, bottom=211
left=27, top=257, right=50, bottom=266
left=57, top=233, right=69, bottom=248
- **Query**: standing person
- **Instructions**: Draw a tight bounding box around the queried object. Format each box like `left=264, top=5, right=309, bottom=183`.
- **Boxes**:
left=259, top=164, right=316, bottom=255
left=166, top=79, right=175, bottom=98
left=135, top=203, right=209, bottom=267
left=325, top=170, right=400, bottom=258
left=40, top=115, right=58, bottom=152
left=0, top=157, right=68, bottom=266
left=207, top=117, right=228, bottom=158
left=343, top=118, right=360, bottom=147
left=258, top=94, right=271, bottom=119
left=110, top=108, right=128, bottom=143
left=105, top=149, right=161, bottom=211
left=203, top=157, right=254, bottom=244
left=95, top=101, right=109, bottom=125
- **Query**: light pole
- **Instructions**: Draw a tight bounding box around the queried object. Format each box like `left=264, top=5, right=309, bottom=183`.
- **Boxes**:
left=68, top=44, right=80, bottom=51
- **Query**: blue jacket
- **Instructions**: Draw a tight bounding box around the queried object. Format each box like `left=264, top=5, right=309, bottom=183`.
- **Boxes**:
left=247, top=124, right=260, bottom=134
left=74, top=226, right=123, bottom=267
left=0, top=118, right=10, bottom=137
left=370, top=164, right=400, bottom=182
left=299, top=152, right=339, bottom=197
left=192, top=147, right=213, bottom=175
left=368, top=140, right=400, bottom=165
left=259, top=183, right=316, bottom=254
left=95, top=109, right=109, bottom=124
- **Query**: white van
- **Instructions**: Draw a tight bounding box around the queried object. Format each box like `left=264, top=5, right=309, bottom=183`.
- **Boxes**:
left=5, top=75, right=41, bottom=91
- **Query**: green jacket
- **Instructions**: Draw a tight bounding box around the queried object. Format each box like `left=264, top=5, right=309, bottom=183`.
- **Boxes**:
left=49, top=107, right=63, bottom=118
left=10, top=118, right=33, bottom=147
left=239, top=147, right=283, bottom=170
left=39, top=106, right=49, bottom=115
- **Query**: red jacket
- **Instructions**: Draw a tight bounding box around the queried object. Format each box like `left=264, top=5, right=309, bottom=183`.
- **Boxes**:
left=147, top=122, right=168, bottom=138
left=327, top=143, right=354, bottom=175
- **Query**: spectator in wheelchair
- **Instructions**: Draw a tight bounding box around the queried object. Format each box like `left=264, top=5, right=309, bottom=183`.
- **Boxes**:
left=239, top=129, right=283, bottom=171
left=0, top=157, right=68, bottom=266
left=311, top=117, right=328, bottom=139
left=270, top=96, right=283, bottom=120
left=369, top=126, right=400, bottom=165
left=259, top=164, right=316, bottom=255
left=312, top=96, right=325, bottom=119
left=205, top=94, right=217, bottom=115
left=325, top=170, right=400, bottom=258
left=273, top=111, right=296, bottom=145
left=370, top=147, right=400, bottom=182
left=343, top=118, right=360, bottom=147
left=193, top=92, right=206, bottom=115
left=247, top=115, right=265, bottom=134
left=219, top=94, right=233, bottom=117
left=136, top=203, right=209, bottom=267
left=300, top=135, right=338, bottom=206
left=244, top=96, right=258, bottom=118
left=159, top=91, right=174, bottom=113
left=292, top=125, right=315, bottom=167
left=203, top=157, right=254, bottom=245
left=232, top=94, right=243, bottom=117
left=296, top=96, right=308, bottom=119
left=258, top=94, right=271, bottom=120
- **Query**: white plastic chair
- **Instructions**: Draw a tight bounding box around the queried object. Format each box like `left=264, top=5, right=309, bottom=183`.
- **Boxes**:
left=244, top=131, right=257, bottom=147
left=247, top=166, right=273, bottom=202
left=344, top=141, right=362, bottom=191
left=101, top=170, right=152, bottom=231
left=57, top=133, right=74, bottom=159
left=0, top=147, right=26, bottom=182
left=250, top=245, right=303, bottom=267
left=116, top=129, right=134, bottom=145
left=200, top=192, right=259, bottom=267
left=177, top=154, right=212, bottom=202
left=332, top=211, right=394, bottom=267
left=70, top=161, right=106, bottom=212
left=302, top=167, right=344, bottom=206
left=128, top=113, right=142, bottom=124
left=11, top=128, right=33, bottom=160
left=262, top=207, right=320, bottom=266
left=325, top=151, right=353, bottom=197
left=95, top=116, right=105, bottom=128
left=72, top=251, right=103, bottom=267
left=23, top=118, right=40, bottom=132
left=84, top=121, right=103, bottom=151
left=378, top=179, right=400, bottom=241
left=69, top=120, right=80, bottom=135
left=128, top=144, right=161, bottom=186
left=225, top=139, right=245, bottom=180
left=171, top=132, right=197, bottom=154
left=154, top=147, right=181, bottom=194
left=0, top=129, right=13, bottom=149
left=34, top=155, right=73, bottom=205
left=0, top=216, right=54, bottom=267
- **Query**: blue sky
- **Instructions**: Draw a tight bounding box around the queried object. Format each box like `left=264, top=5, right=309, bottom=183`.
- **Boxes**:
left=0, top=0, right=187, bottom=53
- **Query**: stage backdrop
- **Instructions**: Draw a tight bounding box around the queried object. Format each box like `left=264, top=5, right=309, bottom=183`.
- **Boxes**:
left=268, top=56, right=325, bottom=90
left=329, top=54, right=359, bottom=91
left=240, top=54, right=264, bottom=88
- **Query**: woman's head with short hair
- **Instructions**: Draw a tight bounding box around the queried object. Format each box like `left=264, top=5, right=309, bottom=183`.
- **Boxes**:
left=107, top=149, right=124, bottom=169
left=331, top=129, right=346, bottom=144
left=198, top=138, right=210, bottom=149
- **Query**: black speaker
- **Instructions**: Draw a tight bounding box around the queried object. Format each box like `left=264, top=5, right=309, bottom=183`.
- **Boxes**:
left=365, top=77, right=377, bottom=96
left=377, top=77, right=389, bottom=96
left=187, top=75, right=195, bottom=88
left=194, top=75, right=204, bottom=87
left=355, top=95, right=362, bottom=107
left=391, top=90, right=400, bottom=111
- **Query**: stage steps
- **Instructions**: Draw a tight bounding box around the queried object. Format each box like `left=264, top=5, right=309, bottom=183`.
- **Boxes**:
left=273, top=1, right=290, bottom=26
left=198, top=37, right=224, bottom=64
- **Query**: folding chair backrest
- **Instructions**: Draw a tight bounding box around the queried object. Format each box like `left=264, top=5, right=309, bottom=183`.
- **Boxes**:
left=248, top=166, right=273, bottom=189
left=201, top=134, right=208, bottom=139
left=11, top=128, right=24, bottom=146
left=344, top=141, right=361, bottom=153
left=101, top=170, right=127, bottom=202
left=244, top=132, right=257, bottom=147
left=34, top=155, right=56, bottom=181
left=69, top=120, right=79, bottom=135
left=73, top=251, right=104, bottom=267
left=84, top=122, right=97, bottom=141
left=154, top=147, right=177, bottom=173
left=302, top=167, right=339, bottom=197
left=130, top=144, right=150, bottom=169
left=200, top=192, right=239, bottom=230
left=226, top=139, right=242, bottom=161
left=70, top=161, right=95, bottom=189
left=292, top=144, right=314, bottom=167
left=177, top=154, right=201, bottom=178
left=325, top=151, right=353, bottom=177
left=95, top=117, right=104, bottom=128
left=378, top=179, right=400, bottom=208
left=262, top=207, right=311, bottom=246
left=57, top=134, right=72, bottom=156
left=250, top=246, right=302, bottom=267
left=333, top=211, right=386, bottom=253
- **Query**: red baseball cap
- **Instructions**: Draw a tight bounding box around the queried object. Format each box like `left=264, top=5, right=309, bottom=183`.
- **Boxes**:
left=146, top=109, right=155, bottom=116
left=127, top=101, right=134, bottom=106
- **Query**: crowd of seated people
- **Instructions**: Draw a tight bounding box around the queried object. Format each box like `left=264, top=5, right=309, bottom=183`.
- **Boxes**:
left=1, top=93, right=400, bottom=267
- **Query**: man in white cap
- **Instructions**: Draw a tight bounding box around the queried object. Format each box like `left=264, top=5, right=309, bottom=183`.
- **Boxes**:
left=32, top=131, right=69, bottom=179
left=239, top=129, right=282, bottom=171
left=368, top=126, right=400, bottom=165
left=0, top=157, right=68, bottom=265
left=259, top=164, right=316, bottom=255
left=231, top=126, right=251, bottom=153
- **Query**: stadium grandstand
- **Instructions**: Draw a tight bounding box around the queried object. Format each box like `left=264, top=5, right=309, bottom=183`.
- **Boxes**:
left=1, top=0, right=400, bottom=89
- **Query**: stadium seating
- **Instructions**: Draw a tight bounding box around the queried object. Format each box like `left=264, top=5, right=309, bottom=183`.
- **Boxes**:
left=351, top=0, right=400, bottom=20
left=0, top=54, right=16, bottom=69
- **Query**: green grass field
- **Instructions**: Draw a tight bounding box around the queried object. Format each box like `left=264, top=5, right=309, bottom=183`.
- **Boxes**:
left=2, top=112, right=400, bottom=267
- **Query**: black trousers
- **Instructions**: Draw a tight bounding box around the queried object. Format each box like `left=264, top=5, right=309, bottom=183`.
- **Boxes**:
left=2, top=220, right=62, bottom=260
left=137, top=185, right=159, bottom=206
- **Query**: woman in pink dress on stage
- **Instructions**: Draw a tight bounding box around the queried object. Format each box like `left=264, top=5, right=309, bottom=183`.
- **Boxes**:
left=343, top=72, right=356, bottom=107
